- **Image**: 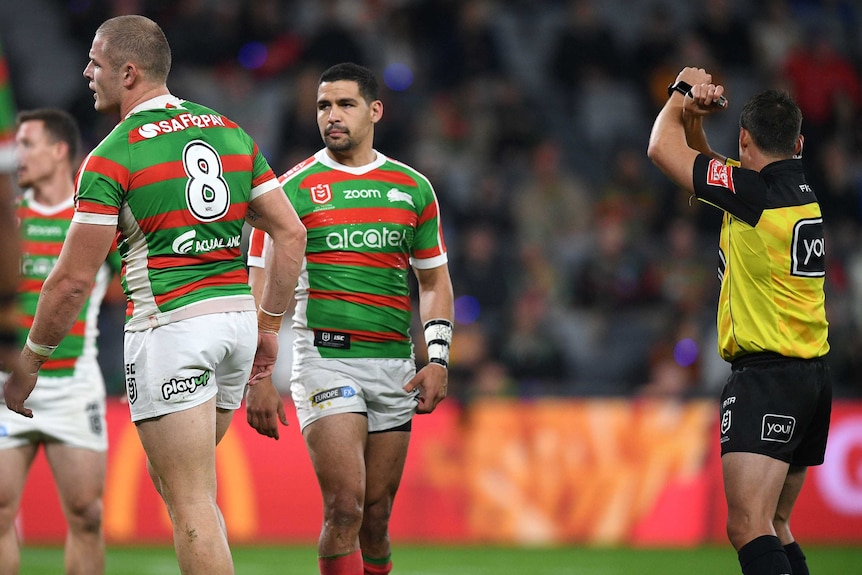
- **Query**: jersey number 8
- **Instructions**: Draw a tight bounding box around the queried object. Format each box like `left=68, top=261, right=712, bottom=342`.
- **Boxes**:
left=183, top=140, right=230, bottom=222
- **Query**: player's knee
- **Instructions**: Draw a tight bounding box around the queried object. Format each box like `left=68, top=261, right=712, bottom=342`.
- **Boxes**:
left=363, top=498, right=392, bottom=530
left=66, top=497, right=103, bottom=534
left=324, top=494, right=363, bottom=531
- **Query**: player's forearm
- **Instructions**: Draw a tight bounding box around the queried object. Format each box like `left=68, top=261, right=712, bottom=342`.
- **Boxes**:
left=417, top=268, right=454, bottom=326
left=27, top=273, right=91, bottom=350
left=256, top=232, right=304, bottom=331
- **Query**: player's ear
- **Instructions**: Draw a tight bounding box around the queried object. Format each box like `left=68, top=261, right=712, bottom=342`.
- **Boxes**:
left=370, top=100, right=383, bottom=124
left=794, top=134, right=804, bottom=158
left=122, top=63, right=138, bottom=87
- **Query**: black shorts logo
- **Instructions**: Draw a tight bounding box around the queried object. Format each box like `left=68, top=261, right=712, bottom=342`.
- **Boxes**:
left=761, top=414, right=796, bottom=443
left=721, top=409, right=732, bottom=435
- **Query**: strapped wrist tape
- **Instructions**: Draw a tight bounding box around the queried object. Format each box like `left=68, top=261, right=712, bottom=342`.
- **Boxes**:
left=257, top=306, right=286, bottom=334
left=26, top=335, right=57, bottom=357
left=424, top=318, right=453, bottom=369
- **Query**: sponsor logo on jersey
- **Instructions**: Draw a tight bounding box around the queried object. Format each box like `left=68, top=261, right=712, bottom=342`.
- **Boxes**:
left=135, top=113, right=226, bottom=140
left=791, top=218, right=826, bottom=277
left=25, top=223, right=65, bottom=238
left=387, top=188, right=415, bottom=207
left=343, top=188, right=382, bottom=199
left=707, top=159, right=735, bottom=193
left=311, top=385, right=357, bottom=408
left=171, top=229, right=242, bottom=255
left=761, top=414, right=795, bottom=443
left=20, top=254, right=56, bottom=278
left=162, top=370, right=211, bottom=400
left=172, top=230, right=197, bottom=254
left=325, top=227, right=408, bottom=250
left=310, top=183, right=332, bottom=204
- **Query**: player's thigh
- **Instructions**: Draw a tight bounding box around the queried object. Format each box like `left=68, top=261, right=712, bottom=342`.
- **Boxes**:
left=44, top=443, right=106, bottom=511
left=722, top=451, right=790, bottom=519
left=303, top=412, right=369, bottom=498
left=0, top=443, right=38, bottom=514
left=365, top=430, right=410, bottom=503
left=135, top=398, right=219, bottom=494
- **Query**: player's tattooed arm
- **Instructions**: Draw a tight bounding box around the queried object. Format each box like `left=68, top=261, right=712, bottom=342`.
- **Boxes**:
left=245, top=206, right=262, bottom=223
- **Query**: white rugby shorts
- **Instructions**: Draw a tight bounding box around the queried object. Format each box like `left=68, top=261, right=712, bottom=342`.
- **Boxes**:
left=124, top=311, right=256, bottom=422
left=290, top=357, right=418, bottom=432
left=0, top=362, right=108, bottom=451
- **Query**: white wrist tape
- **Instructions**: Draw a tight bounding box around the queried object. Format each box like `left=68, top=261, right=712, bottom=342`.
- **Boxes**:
left=424, top=319, right=452, bottom=368
left=26, top=335, right=57, bottom=357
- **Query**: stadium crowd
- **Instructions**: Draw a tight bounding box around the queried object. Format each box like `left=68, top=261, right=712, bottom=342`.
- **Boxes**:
left=2, top=0, right=862, bottom=400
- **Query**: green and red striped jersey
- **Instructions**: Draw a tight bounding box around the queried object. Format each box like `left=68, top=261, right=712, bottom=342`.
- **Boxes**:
left=248, top=149, right=448, bottom=361
left=17, top=191, right=121, bottom=378
left=0, top=38, right=16, bottom=172
left=73, top=95, right=282, bottom=330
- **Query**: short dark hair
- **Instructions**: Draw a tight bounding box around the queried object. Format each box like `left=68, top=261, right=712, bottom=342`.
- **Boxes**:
left=96, top=15, right=171, bottom=83
left=16, top=108, right=81, bottom=161
left=319, top=63, right=379, bottom=103
left=739, top=90, right=802, bottom=157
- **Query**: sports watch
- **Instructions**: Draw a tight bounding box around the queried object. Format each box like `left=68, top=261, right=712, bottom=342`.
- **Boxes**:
left=667, top=80, right=694, bottom=98
left=667, top=80, right=727, bottom=108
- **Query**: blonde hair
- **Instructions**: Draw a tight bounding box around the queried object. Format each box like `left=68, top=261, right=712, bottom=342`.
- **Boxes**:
left=95, top=15, right=171, bottom=83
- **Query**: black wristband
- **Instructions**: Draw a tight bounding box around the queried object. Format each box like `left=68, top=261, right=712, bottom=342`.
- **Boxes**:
left=667, top=80, right=693, bottom=98
left=429, top=357, right=448, bottom=369
left=668, top=80, right=727, bottom=108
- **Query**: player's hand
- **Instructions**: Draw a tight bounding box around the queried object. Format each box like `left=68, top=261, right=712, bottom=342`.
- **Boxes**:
left=3, top=347, right=43, bottom=418
left=403, top=363, right=448, bottom=414
left=249, top=331, right=279, bottom=384
left=245, top=375, right=289, bottom=440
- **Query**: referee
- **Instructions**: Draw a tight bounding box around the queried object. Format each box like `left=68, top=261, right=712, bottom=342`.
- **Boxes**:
left=648, top=67, right=831, bottom=575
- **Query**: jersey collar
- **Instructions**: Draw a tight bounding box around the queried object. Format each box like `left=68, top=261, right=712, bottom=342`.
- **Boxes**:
left=125, top=94, right=187, bottom=119
left=314, top=148, right=386, bottom=174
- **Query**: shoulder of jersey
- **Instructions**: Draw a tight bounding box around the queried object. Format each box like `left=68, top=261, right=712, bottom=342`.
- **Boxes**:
left=279, top=155, right=318, bottom=183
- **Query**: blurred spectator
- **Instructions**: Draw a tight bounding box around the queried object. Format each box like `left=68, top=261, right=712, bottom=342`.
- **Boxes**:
left=514, top=138, right=593, bottom=275
left=299, top=0, right=367, bottom=69
left=750, top=0, right=804, bottom=78
left=548, top=0, right=624, bottom=100
left=780, top=27, right=862, bottom=149
left=497, top=288, right=568, bottom=396
left=692, top=0, right=754, bottom=72
left=450, top=220, right=515, bottom=336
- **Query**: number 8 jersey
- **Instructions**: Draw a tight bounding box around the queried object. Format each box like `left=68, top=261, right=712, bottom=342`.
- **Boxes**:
left=73, top=95, right=283, bottom=331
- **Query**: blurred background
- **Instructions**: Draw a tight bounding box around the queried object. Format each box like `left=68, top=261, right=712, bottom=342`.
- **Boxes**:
left=3, top=0, right=862, bottom=402
left=4, top=0, right=862, bottom=552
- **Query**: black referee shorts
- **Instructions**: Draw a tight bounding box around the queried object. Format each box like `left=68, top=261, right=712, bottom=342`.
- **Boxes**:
left=719, top=354, right=832, bottom=465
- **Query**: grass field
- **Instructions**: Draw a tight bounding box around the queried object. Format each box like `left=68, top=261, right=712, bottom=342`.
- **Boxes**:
left=18, top=543, right=862, bottom=574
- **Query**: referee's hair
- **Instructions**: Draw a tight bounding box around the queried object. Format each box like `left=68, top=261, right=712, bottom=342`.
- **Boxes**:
left=739, top=90, right=803, bottom=158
